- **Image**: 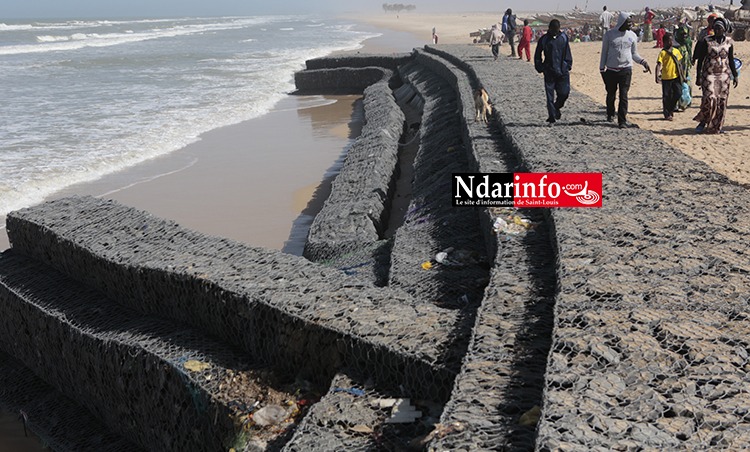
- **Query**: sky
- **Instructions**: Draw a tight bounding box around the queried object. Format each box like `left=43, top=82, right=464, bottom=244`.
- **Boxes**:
left=0, top=0, right=723, bottom=19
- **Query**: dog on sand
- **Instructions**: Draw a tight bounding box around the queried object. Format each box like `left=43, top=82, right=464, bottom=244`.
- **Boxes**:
left=474, top=87, right=492, bottom=123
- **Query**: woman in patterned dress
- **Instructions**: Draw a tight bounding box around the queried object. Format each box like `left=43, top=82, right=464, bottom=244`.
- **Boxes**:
left=693, top=18, right=738, bottom=134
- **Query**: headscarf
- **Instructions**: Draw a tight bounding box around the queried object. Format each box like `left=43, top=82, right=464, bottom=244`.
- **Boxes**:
left=713, top=18, right=727, bottom=31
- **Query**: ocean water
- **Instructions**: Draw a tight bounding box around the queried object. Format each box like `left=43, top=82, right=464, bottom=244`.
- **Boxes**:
left=0, top=15, right=379, bottom=217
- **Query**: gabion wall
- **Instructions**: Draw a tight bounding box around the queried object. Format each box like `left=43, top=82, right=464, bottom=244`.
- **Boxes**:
left=0, top=350, right=141, bottom=451
left=403, top=48, right=558, bottom=452
left=294, top=67, right=394, bottom=94
left=388, top=57, right=488, bottom=309
left=428, top=44, right=750, bottom=450
left=303, top=53, right=413, bottom=71
left=2, top=43, right=747, bottom=450
left=0, top=252, right=253, bottom=450
left=302, top=78, right=405, bottom=283
left=6, top=197, right=458, bottom=403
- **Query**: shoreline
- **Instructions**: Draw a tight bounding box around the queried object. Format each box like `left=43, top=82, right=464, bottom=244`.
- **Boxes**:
left=0, top=94, right=360, bottom=253
left=0, top=18, right=425, bottom=448
left=0, top=21, right=425, bottom=253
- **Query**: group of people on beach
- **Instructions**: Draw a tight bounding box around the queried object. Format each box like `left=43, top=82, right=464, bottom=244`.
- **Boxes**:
left=601, top=5, right=662, bottom=44
left=532, top=8, right=738, bottom=133
left=489, top=9, right=535, bottom=61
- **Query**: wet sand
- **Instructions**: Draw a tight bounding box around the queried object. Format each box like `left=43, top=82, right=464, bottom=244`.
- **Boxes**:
left=0, top=25, right=425, bottom=253
left=0, top=94, right=363, bottom=254
left=0, top=410, right=46, bottom=451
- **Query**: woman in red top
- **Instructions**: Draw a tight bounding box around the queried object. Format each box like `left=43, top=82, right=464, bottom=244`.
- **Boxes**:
left=643, top=7, right=656, bottom=42
left=518, top=19, right=534, bottom=62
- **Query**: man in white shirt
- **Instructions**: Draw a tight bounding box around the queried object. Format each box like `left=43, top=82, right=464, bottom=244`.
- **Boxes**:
left=600, top=6, right=614, bottom=33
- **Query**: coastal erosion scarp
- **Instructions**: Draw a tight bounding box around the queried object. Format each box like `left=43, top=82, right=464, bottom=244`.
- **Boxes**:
left=0, top=43, right=749, bottom=451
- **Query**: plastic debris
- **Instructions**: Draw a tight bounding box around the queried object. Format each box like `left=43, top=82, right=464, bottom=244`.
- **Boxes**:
left=253, top=405, right=288, bottom=427
left=493, top=215, right=534, bottom=235
left=421, top=261, right=433, bottom=270
left=183, top=359, right=210, bottom=372
left=333, top=387, right=365, bottom=397
left=384, top=398, right=422, bottom=424
left=433, top=247, right=483, bottom=267
left=297, top=398, right=316, bottom=407
left=419, top=422, right=466, bottom=443
left=350, top=424, right=374, bottom=434
left=372, top=398, right=398, bottom=408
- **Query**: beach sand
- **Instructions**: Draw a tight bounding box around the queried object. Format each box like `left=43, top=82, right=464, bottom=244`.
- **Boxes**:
left=351, top=12, right=750, bottom=185
left=0, top=26, right=424, bottom=253
left=0, top=94, right=359, bottom=254
left=0, top=410, right=45, bottom=452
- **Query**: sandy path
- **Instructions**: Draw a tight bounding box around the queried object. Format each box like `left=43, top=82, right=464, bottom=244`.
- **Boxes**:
left=351, top=12, right=750, bottom=185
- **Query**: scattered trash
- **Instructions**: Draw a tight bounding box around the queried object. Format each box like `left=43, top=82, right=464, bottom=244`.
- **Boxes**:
left=183, top=359, right=210, bottom=372
left=253, top=405, right=289, bottom=427
left=350, top=424, right=374, bottom=434
left=384, top=399, right=422, bottom=424
left=422, top=247, right=487, bottom=269
left=371, top=398, right=423, bottom=423
left=418, top=421, right=465, bottom=445
left=493, top=214, right=535, bottom=235
left=372, top=398, right=399, bottom=408
left=333, top=387, right=366, bottom=397
left=228, top=400, right=256, bottom=414
left=519, top=405, right=541, bottom=427
left=433, top=247, right=483, bottom=267
left=297, top=398, right=316, bottom=407
left=435, top=250, right=450, bottom=264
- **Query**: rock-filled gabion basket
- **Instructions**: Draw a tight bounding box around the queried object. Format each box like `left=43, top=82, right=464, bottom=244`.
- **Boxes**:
left=6, top=196, right=461, bottom=404
left=0, top=252, right=289, bottom=451
left=427, top=44, right=750, bottom=450
left=0, top=350, right=142, bottom=451
left=302, top=78, right=405, bottom=285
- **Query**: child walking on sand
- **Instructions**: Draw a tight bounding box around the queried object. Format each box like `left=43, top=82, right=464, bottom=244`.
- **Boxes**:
left=655, top=33, right=683, bottom=120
